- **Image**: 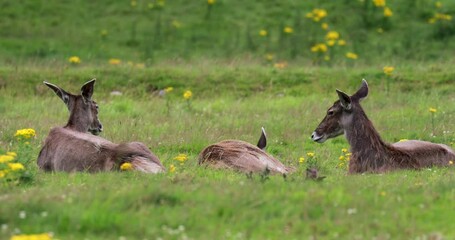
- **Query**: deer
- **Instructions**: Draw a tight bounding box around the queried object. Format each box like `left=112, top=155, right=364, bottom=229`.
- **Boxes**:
left=198, top=127, right=294, bottom=174
left=37, top=79, right=165, bottom=173
left=311, top=79, right=455, bottom=174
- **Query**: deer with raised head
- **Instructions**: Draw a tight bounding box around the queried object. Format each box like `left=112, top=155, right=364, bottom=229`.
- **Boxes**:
left=198, top=127, right=294, bottom=174
left=38, top=79, right=165, bottom=173
left=311, top=79, right=455, bottom=174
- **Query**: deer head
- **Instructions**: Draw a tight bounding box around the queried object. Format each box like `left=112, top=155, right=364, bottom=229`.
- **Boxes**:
left=311, top=79, right=369, bottom=143
left=44, top=79, right=103, bottom=135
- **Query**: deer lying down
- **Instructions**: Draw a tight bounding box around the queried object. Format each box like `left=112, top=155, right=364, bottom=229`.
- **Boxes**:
left=37, top=79, right=165, bottom=173
left=198, top=128, right=293, bottom=174
left=311, top=79, right=455, bottom=174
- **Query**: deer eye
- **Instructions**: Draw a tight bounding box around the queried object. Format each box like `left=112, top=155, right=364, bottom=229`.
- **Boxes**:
left=327, top=110, right=334, bottom=116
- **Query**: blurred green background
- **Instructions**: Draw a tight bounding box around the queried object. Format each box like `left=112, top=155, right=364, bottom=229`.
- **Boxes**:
left=1, top=0, right=454, bottom=64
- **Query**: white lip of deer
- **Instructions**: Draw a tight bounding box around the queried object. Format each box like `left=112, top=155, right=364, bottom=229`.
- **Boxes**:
left=311, top=132, right=326, bottom=143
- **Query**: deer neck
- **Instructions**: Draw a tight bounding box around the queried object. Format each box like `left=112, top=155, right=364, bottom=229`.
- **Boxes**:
left=344, top=110, right=389, bottom=160
left=65, top=114, right=89, bottom=133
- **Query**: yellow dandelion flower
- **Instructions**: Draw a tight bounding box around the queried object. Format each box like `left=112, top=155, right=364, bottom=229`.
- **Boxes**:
left=339, top=156, right=345, bottom=161
left=100, top=29, right=108, bottom=37
left=274, top=62, right=287, bottom=69
left=338, top=162, right=345, bottom=168
left=7, top=152, right=17, bottom=157
left=183, top=90, right=192, bottom=100
left=174, top=154, right=188, bottom=163
left=383, top=66, right=394, bottom=76
left=207, top=0, right=215, bottom=5
left=172, top=20, right=182, bottom=29
left=10, top=233, right=52, bottom=240
left=345, top=153, right=352, bottom=157
left=165, top=87, right=174, bottom=93
left=306, top=152, right=315, bottom=157
left=265, top=54, right=274, bottom=61
left=327, top=40, right=336, bottom=47
left=284, top=27, right=293, bottom=34
left=68, top=56, right=81, bottom=64
left=321, top=23, right=329, bottom=30
left=346, top=52, right=358, bottom=59
left=384, top=7, right=393, bottom=17
left=299, top=157, right=305, bottom=163
left=0, top=170, right=5, bottom=178
left=436, top=13, right=452, bottom=21
left=259, top=29, right=267, bottom=37
left=108, top=58, right=121, bottom=65
left=379, top=191, right=387, bottom=197
left=309, top=8, right=327, bottom=22
left=373, top=0, right=386, bottom=7
left=399, top=139, right=409, bottom=142
left=15, top=128, right=36, bottom=140
left=338, top=39, right=346, bottom=46
left=169, top=164, right=176, bottom=173
left=319, top=44, right=328, bottom=52
left=311, top=43, right=328, bottom=53
left=0, top=155, right=14, bottom=163
left=120, top=162, right=133, bottom=171
left=326, top=31, right=340, bottom=40
left=429, top=108, right=437, bottom=113
left=342, top=148, right=348, bottom=153
left=8, top=163, right=25, bottom=171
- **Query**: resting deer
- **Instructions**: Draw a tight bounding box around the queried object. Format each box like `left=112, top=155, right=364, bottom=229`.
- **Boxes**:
left=37, top=79, right=165, bottom=173
left=198, top=128, right=293, bottom=174
left=311, top=79, right=455, bottom=174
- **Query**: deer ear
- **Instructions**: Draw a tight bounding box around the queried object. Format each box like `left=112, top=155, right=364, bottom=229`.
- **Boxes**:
left=352, top=79, right=369, bottom=102
left=336, top=89, right=352, bottom=110
left=43, top=81, right=71, bottom=107
left=257, top=127, right=267, bottom=150
left=81, top=79, right=96, bottom=102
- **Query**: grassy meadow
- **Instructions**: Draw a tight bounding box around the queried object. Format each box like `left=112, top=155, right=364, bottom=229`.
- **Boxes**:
left=1, top=63, right=454, bottom=240
left=1, top=0, right=455, bottom=239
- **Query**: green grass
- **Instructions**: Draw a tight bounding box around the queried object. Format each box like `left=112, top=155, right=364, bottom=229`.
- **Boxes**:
left=1, top=1, right=455, bottom=238
left=0, top=63, right=454, bottom=239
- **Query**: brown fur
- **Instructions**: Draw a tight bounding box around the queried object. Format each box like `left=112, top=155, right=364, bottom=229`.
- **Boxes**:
left=198, top=140, right=293, bottom=174
left=37, top=80, right=165, bottom=173
left=312, top=80, right=455, bottom=174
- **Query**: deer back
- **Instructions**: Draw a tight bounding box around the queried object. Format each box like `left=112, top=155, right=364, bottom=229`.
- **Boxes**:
left=38, top=128, right=165, bottom=173
left=38, top=127, right=117, bottom=172
left=198, top=140, right=292, bottom=174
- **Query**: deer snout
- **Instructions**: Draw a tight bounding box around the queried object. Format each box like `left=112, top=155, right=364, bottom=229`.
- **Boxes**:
left=89, top=122, right=103, bottom=135
left=311, top=131, right=325, bottom=143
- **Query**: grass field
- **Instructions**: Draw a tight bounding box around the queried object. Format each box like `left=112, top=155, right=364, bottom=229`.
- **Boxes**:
left=0, top=62, right=454, bottom=239
left=1, top=0, right=455, bottom=239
